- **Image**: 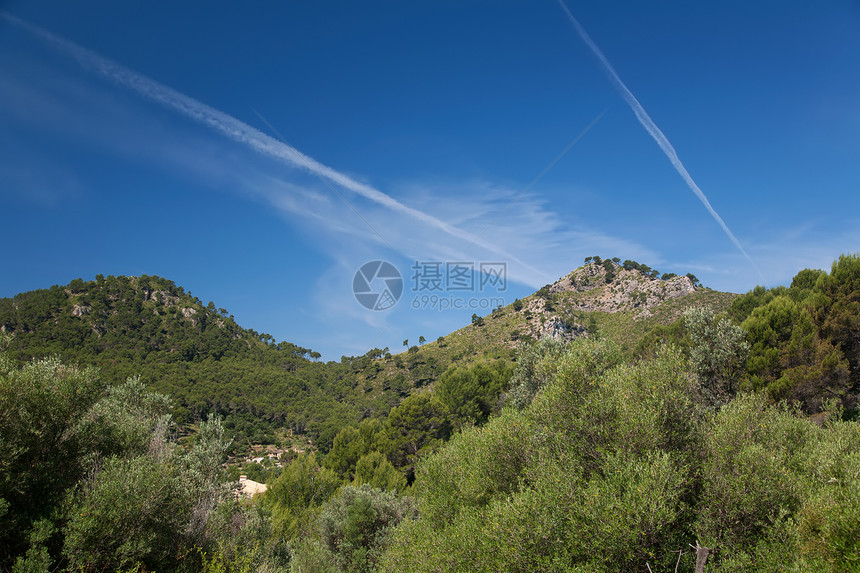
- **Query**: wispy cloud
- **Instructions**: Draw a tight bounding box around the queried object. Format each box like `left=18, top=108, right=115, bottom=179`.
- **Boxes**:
left=668, top=220, right=860, bottom=293
left=557, top=1, right=764, bottom=282
left=2, top=12, right=551, bottom=283
left=0, top=10, right=671, bottom=358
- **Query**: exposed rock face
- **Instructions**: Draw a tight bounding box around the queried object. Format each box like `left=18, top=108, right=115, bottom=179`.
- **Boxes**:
left=148, top=290, right=180, bottom=306
left=539, top=316, right=587, bottom=341
left=519, top=261, right=699, bottom=342
left=551, top=263, right=696, bottom=313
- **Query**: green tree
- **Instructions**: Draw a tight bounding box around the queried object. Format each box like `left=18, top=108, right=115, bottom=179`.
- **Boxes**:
left=0, top=349, right=104, bottom=567
left=684, top=307, right=750, bottom=406
left=384, top=393, right=451, bottom=482
left=435, top=361, right=512, bottom=429
left=324, top=426, right=364, bottom=478
left=742, top=296, right=849, bottom=411
left=264, top=452, right=341, bottom=540
left=324, top=423, right=389, bottom=481
left=353, top=452, right=406, bottom=492
left=814, top=254, right=860, bottom=382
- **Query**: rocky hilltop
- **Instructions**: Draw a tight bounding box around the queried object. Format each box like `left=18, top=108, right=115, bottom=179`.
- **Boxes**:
left=522, top=260, right=704, bottom=342
left=550, top=261, right=697, bottom=315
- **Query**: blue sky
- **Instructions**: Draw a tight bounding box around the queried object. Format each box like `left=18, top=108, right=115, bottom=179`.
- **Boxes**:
left=1, top=1, right=859, bottom=359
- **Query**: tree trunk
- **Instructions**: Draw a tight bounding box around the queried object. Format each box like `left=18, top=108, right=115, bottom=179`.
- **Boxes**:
left=694, top=544, right=710, bottom=573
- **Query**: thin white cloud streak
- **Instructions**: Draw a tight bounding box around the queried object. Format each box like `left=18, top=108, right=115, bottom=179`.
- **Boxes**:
left=2, top=12, right=550, bottom=284
left=663, top=218, right=860, bottom=295
left=557, top=2, right=764, bottom=282
left=248, top=174, right=655, bottom=288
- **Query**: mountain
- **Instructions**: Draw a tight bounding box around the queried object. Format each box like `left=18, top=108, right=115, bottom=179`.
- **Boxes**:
left=0, top=261, right=729, bottom=449
left=0, top=274, right=403, bottom=450
left=11, top=254, right=855, bottom=453
left=377, top=259, right=736, bottom=384
left=4, top=255, right=859, bottom=573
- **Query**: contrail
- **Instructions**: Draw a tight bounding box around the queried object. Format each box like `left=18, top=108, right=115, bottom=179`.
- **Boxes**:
left=2, top=12, right=550, bottom=282
left=557, top=2, right=764, bottom=280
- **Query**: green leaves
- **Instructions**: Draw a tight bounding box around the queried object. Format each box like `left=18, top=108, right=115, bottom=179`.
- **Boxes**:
left=353, top=452, right=406, bottom=492
left=742, top=294, right=850, bottom=411
left=384, top=393, right=451, bottom=482
left=685, top=307, right=750, bottom=405
left=264, top=452, right=341, bottom=540
left=383, top=340, right=699, bottom=572
left=435, top=360, right=511, bottom=429
left=0, top=355, right=104, bottom=566
left=315, top=485, right=416, bottom=573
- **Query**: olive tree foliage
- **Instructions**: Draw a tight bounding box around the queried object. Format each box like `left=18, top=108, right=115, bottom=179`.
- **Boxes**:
left=0, top=342, right=105, bottom=569
left=0, top=335, right=235, bottom=573
left=199, top=499, right=291, bottom=573
left=696, top=394, right=860, bottom=572
left=309, top=485, right=416, bottom=573
left=684, top=307, right=750, bottom=406
left=382, top=341, right=695, bottom=573
left=62, top=414, right=232, bottom=573
left=504, top=337, right=566, bottom=409
left=77, top=375, right=174, bottom=463
left=381, top=335, right=860, bottom=571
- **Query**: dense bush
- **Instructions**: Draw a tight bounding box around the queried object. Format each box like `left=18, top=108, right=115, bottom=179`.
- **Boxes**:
left=0, top=340, right=235, bottom=572
left=381, top=335, right=860, bottom=572
left=382, top=341, right=699, bottom=572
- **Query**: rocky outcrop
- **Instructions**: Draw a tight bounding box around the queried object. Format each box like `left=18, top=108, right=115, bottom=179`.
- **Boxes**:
left=518, top=261, right=699, bottom=342
left=539, top=316, right=587, bottom=341
left=552, top=262, right=696, bottom=314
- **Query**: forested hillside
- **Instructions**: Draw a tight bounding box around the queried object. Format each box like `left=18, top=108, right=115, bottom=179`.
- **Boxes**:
left=2, top=255, right=859, bottom=572
left=0, top=274, right=405, bottom=449
left=0, top=261, right=732, bottom=450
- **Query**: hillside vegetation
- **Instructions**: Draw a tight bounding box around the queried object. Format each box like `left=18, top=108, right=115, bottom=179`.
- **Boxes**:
left=0, top=274, right=406, bottom=450
left=2, top=254, right=860, bottom=572
left=0, top=260, right=730, bottom=450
